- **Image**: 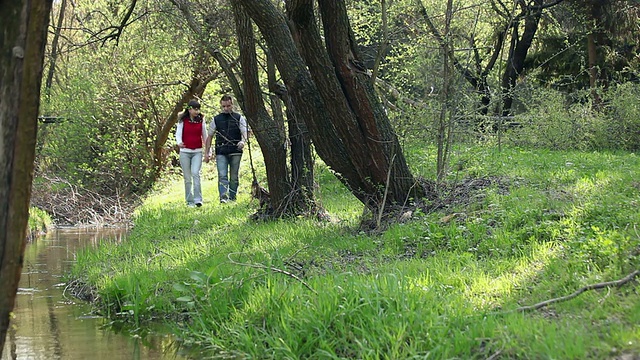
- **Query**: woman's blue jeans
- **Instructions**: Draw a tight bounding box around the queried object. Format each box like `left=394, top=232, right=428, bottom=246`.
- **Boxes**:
left=216, top=153, right=242, bottom=201
left=179, top=151, right=203, bottom=205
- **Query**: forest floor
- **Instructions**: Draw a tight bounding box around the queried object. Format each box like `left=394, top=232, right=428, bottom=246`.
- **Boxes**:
left=68, top=144, right=640, bottom=359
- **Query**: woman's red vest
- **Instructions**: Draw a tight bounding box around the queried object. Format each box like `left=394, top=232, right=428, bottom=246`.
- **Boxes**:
left=182, top=119, right=203, bottom=150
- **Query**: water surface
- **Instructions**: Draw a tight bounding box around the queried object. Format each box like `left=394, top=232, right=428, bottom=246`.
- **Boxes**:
left=2, top=228, right=190, bottom=360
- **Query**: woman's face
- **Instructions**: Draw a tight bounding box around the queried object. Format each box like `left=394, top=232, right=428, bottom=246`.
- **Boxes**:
left=188, top=107, right=200, bottom=117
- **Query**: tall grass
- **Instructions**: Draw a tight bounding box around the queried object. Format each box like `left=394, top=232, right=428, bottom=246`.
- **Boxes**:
left=70, top=145, right=640, bottom=359
left=28, top=207, right=53, bottom=238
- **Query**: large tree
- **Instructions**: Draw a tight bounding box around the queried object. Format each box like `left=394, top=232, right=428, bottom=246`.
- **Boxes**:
left=169, top=0, right=320, bottom=217
left=234, top=0, right=424, bottom=214
left=232, top=2, right=316, bottom=217
left=0, top=0, right=52, bottom=355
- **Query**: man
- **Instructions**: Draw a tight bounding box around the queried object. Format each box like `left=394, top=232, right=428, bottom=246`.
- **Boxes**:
left=205, top=95, right=248, bottom=203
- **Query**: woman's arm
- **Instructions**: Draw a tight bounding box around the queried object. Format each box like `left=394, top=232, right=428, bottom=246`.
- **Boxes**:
left=175, top=121, right=184, bottom=148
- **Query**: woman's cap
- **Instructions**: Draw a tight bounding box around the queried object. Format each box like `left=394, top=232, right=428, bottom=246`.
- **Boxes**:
left=187, top=100, right=200, bottom=109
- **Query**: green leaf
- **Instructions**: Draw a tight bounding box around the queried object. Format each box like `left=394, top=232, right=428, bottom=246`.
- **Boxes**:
left=173, top=283, right=188, bottom=292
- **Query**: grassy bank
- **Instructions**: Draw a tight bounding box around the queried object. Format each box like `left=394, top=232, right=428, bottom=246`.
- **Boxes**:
left=70, top=145, right=640, bottom=359
left=28, top=207, right=53, bottom=238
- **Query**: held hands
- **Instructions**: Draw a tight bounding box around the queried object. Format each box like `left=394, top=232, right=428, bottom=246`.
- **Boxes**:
left=237, top=140, right=246, bottom=150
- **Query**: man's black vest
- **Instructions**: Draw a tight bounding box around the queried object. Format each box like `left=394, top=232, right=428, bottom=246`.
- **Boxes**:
left=214, top=112, right=243, bottom=155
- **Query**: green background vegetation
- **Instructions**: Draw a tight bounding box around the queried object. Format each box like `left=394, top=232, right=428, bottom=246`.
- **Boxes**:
left=34, top=0, right=640, bottom=201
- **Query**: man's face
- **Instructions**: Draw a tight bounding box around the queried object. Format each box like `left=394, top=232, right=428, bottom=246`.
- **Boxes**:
left=221, top=100, right=233, bottom=114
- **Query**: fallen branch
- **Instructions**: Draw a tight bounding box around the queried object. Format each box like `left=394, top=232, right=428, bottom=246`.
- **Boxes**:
left=515, top=270, right=640, bottom=313
left=227, top=253, right=317, bottom=294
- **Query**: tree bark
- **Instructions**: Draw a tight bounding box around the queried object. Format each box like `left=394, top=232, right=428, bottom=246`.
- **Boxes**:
left=501, top=0, right=544, bottom=116
left=232, top=1, right=291, bottom=216
left=44, top=0, right=66, bottom=94
left=586, top=1, right=604, bottom=107
left=0, top=0, right=52, bottom=355
left=236, top=0, right=422, bottom=213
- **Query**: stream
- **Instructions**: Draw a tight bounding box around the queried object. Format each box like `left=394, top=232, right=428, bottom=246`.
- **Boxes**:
left=2, top=228, right=193, bottom=360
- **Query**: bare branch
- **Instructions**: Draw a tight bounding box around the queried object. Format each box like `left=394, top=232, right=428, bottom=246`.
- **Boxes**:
left=228, top=253, right=317, bottom=294
left=91, top=0, right=140, bottom=46
left=515, top=270, right=640, bottom=313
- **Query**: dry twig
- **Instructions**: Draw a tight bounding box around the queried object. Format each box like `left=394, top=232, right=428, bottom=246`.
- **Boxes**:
left=515, top=270, right=640, bottom=313
left=227, top=253, right=317, bottom=294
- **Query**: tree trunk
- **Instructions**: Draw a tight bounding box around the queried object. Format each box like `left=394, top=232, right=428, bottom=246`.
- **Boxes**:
left=0, top=0, right=52, bottom=355
left=586, top=2, right=604, bottom=107
left=501, top=0, right=543, bottom=116
left=235, top=0, right=422, bottom=214
left=266, top=49, right=318, bottom=215
left=286, top=100, right=316, bottom=209
left=436, top=0, right=455, bottom=181
left=232, top=1, right=292, bottom=216
left=44, top=0, right=65, bottom=94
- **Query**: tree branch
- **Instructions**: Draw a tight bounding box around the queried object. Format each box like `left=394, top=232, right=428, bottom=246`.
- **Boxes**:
left=94, top=0, right=139, bottom=46
left=515, top=270, right=640, bottom=312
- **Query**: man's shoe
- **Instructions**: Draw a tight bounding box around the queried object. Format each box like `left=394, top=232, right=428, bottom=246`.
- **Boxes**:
left=187, top=203, right=196, bottom=208
left=220, top=199, right=228, bottom=204
left=196, top=202, right=202, bottom=207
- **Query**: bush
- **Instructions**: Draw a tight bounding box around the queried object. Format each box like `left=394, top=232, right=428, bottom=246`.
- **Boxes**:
left=601, top=83, right=640, bottom=151
left=507, top=84, right=640, bottom=151
left=508, top=87, right=591, bottom=150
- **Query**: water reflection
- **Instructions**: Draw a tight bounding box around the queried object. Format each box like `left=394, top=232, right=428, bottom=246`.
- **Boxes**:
left=2, top=228, right=190, bottom=360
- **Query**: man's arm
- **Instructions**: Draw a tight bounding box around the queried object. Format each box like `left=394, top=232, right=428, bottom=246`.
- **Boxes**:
left=238, top=115, right=248, bottom=150
left=204, top=118, right=215, bottom=162
left=201, top=120, right=207, bottom=143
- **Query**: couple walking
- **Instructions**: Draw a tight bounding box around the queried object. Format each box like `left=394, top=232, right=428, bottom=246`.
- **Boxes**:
left=175, top=94, right=248, bottom=207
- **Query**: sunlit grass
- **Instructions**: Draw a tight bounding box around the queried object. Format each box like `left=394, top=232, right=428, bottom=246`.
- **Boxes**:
left=70, top=144, right=640, bottom=358
left=28, top=206, right=53, bottom=235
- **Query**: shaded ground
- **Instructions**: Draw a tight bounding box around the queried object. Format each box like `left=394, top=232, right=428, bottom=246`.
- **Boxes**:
left=359, top=175, right=515, bottom=231
left=292, top=176, right=517, bottom=277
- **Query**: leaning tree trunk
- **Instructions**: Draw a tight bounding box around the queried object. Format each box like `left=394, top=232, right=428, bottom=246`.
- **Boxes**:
left=417, top=3, right=503, bottom=118
left=44, top=0, right=65, bottom=94
left=266, top=50, right=318, bottom=215
left=235, top=0, right=423, bottom=213
left=231, top=1, right=292, bottom=216
left=0, top=0, right=52, bottom=355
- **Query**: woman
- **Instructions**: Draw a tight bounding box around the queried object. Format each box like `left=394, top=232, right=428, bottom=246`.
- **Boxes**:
left=176, top=99, right=207, bottom=207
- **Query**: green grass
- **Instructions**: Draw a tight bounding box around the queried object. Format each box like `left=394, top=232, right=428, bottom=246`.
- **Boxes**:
left=70, top=145, right=640, bottom=359
left=28, top=206, right=53, bottom=236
